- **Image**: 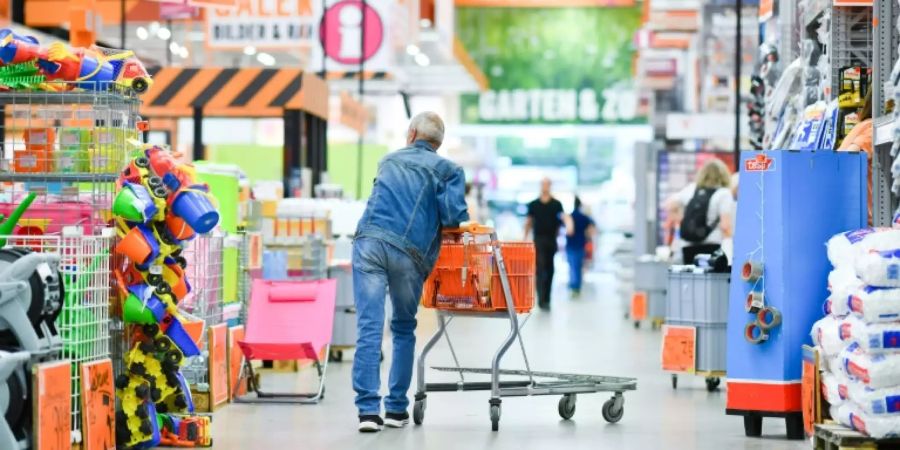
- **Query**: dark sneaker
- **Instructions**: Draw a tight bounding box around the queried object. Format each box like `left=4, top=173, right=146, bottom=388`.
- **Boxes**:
left=358, top=415, right=383, bottom=432
left=384, top=411, right=409, bottom=428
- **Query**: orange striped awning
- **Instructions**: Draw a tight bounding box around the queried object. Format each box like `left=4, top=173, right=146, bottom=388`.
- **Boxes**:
left=141, top=67, right=329, bottom=119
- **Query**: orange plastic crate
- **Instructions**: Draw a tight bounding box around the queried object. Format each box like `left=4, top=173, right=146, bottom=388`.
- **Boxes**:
left=422, top=241, right=534, bottom=313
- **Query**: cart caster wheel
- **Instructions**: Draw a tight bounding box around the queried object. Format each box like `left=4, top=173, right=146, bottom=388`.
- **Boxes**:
left=743, top=415, right=762, bottom=437
left=633, top=321, right=640, bottom=329
left=490, top=404, right=501, bottom=431
left=329, top=350, right=343, bottom=363
left=671, top=374, right=678, bottom=390
left=602, top=397, right=624, bottom=424
left=705, top=377, right=721, bottom=392
left=413, top=399, right=426, bottom=426
left=558, top=394, right=576, bottom=420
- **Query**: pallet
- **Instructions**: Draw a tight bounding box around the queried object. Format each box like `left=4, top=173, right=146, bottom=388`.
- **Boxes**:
left=814, top=422, right=900, bottom=450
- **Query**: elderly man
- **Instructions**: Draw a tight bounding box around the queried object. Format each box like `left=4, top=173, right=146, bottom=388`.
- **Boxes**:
left=352, top=112, right=469, bottom=432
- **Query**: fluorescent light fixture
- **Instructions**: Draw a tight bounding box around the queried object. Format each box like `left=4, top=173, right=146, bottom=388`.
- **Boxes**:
left=257, top=52, right=276, bottom=66
left=136, top=27, right=149, bottom=40
left=179, top=47, right=189, bottom=58
left=169, top=42, right=180, bottom=54
left=420, top=18, right=432, bottom=28
left=415, top=52, right=430, bottom=67
left=157, top=27, right=172, bottom=40
left=149, top=21, right=160, bottom=34
left=406, top=44, right=420, bottom=56
left=243, top=46, right=257, bottom=56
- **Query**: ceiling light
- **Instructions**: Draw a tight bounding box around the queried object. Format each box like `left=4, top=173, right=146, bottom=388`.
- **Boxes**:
left=169, top=42, right=180, bottom=54
left=406, top=44, right=420, bottom=56
left=179, top=47, right=189, bottom=58
left=243, top=46, right=257, bottom=56
left=420, top=18, right=432, bottom=28
left=149, top=21, right=161, bottom=34
left=136, top=27, right=149, bottom=40
left=157, top=27, right=172, bottom=40
left=257, top=52, right=276, bottom=66
left=415, top=52, right=430, bottom=67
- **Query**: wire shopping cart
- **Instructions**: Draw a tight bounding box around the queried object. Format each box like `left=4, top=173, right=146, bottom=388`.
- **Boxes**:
left=414, top=225, right=637, bottom=431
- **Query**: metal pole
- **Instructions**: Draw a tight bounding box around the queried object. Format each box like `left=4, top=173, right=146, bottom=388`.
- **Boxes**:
left=193, top=106, right=204, bottom=161
left=320, top=0, right=327, bottom=79
left=734, top=0, right=743, bottom=161
left=120, top=0, right=126, bottom=49
left=356, top=0, right=366, bottom=200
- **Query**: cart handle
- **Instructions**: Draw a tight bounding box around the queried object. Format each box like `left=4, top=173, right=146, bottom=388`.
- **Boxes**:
left=443, top=222, right=493, bottom=235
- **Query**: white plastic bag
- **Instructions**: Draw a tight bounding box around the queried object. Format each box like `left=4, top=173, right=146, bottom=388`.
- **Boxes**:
left=840, top=343, right=900, bottom=389
left=827, top=228, right=900, bottom=268
left=811, top=316, right=851, bottom=356
left=848, top=381, right=900, bottom=415
left=849, top=287, right=900, bottom=323
left=856, top=249, right=900, bottom=288
left=822, top=371, right=850, bottom=406
left=833, top=402, right=900, bottom=438
left=827, top=266, right=864, bottom=317
left=840, top=315, right=900, bottom=354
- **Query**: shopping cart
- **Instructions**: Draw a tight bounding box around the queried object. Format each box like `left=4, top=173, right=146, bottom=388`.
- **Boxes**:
left=414, top=225, right=637, bottom=431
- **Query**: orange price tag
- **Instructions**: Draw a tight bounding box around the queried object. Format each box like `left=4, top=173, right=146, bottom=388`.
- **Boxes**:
left=81, top=359, right=116, bottom=450
left=228, top=325, right=247, bottom=399
left=631, top=291, right=648, bottom=321
left=209, top=324, right=229, bottom=407
left=34, top=360, right=71, bottom=450
left=661, top=325, right=696, bottom=373
left=801, top=346, right=821, bottom=437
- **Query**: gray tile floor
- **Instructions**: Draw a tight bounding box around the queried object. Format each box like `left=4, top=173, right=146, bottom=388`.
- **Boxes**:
left=210, top=274, right=810, bottom=449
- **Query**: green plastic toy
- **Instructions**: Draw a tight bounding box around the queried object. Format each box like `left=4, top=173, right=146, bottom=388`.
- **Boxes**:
left=0, top=192, right=36, bottom=246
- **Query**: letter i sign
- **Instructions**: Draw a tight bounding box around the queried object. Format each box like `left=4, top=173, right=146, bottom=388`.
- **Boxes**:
left=320, top=0, right=384, bottom=65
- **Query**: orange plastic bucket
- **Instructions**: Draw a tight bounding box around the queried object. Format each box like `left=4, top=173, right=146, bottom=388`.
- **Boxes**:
left=115, top=226, right=153, bottom=263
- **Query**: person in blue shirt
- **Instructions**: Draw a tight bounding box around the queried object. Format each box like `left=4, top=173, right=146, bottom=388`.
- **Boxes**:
left=352, top=112, right=469, bottom=432
left=565, top=197, right=595, bottom=296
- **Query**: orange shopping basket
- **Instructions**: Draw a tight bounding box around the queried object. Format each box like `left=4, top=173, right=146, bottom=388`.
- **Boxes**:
left=422, top=226, right=535, bottom=313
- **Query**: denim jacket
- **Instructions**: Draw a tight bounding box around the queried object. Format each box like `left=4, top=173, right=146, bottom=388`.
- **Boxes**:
left=355, top=140, right=470, bottom=275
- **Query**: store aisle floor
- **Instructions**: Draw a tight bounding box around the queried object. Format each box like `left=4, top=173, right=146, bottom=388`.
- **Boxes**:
left=211, top=274, right=808, bottom=450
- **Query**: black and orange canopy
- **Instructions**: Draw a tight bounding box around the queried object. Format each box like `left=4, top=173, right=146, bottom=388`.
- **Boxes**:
left=141, top=67, right=329, bottom=119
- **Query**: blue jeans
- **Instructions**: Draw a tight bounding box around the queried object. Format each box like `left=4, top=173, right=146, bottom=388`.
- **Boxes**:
left=566, top=247, right=585, bottom=291
left=352, top=238, right=424, bottom=415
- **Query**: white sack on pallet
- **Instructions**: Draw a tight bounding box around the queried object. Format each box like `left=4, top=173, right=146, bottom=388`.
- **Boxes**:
left=856, top=250, right=900, bottom=288
left=811, top=316, right=851, bottom=356
left=840, top=315, right=900, bottom=354
left=822, top=371, right=850, bottom=407
left=849, top=381, right=900, bottom=415
left=833, top=403, right=900, bottom=439
left=827, top=228, right=900, bottom=268
left=840, top=343, right=900, bottom=389
left=849, top=286, right=900, bottom=323
left=827, top=266, right=864, bottom=317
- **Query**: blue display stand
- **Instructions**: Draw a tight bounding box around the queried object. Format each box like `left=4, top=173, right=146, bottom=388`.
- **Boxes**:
left=725, top=151, right=867, bottom=439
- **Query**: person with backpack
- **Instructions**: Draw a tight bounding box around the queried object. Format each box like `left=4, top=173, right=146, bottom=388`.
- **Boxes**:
left=667, top=159, right=735, bottom=264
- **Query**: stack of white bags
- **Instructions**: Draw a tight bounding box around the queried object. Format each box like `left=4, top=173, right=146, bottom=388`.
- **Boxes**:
left=812, top=228, right=900, bottom=438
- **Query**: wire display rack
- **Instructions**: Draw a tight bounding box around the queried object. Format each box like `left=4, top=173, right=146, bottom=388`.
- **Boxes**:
left=0, top=227, right=115, bottom=444
left=0, top=88, right=139, bottom=235
left=180, top=233, right=225, bottom=388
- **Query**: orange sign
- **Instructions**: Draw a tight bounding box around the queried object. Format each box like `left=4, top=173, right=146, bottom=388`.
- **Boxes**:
left=333, top=92, right=369, bottom=134
left=228, top=325, right=248, bottom=399
left=801, top=346, right=821, bottom=437
left=81, top=359, right=116, bottom=450
left=759, top=0, right=773, bottom=21
left=209, top=324, right=230, bottom=407
left=33, top=360, right=71, bottom=450
left=631, top=291, right=648, bottom=321
left=205, top=0, right=315, bottom=49
left=661, top=325, right=696, bottom=373
left=189, top=0, right=238, bottom=6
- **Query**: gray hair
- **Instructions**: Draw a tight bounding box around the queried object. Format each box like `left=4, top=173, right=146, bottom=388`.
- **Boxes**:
left=409, top=112, right=445, bottom=147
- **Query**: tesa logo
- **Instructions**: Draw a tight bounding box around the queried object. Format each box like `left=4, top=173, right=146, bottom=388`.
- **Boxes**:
left=745, top=154, right=775, bottom=172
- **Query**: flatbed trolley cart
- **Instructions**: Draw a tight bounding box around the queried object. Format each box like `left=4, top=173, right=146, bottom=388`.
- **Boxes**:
left=414, top=226, right=638, bottom=431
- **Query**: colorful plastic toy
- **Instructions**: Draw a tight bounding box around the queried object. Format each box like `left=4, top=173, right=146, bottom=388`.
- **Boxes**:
left=113, top=144, right=219, bottom=448
left=0, top=193, right=36, bottom=246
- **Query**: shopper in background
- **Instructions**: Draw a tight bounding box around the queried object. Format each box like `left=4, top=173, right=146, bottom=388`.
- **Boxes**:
left=565, top=196, right=595, bottom=297
left=524, top=178, right=564, bottom=310
left=838, top=84, right=873, bottom=225
left=667, top=159, right=735, bottom=264
left=352, top=112, right=469, bottom=432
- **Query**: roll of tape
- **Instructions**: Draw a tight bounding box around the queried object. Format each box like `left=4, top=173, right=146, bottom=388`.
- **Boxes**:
left=745, top=291, right=764, bottom=313
left=742, top=260, right=764, bottom=282
left=744, top=322, right=768, bottom=344
left=757, top=306, right=782, bottom=331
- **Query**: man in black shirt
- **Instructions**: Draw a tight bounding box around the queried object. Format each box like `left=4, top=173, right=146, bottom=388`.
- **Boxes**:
left=524, top=178, right=564, bottom=310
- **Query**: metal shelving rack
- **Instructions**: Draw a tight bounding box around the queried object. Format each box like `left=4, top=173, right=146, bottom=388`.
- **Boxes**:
left=873, top=0, right=900, bottom=225
left=829, top=5, right=873, bottom=100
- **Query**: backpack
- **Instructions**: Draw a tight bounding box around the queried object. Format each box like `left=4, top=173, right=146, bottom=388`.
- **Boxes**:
left=680, top=187, right=720, bottom=243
